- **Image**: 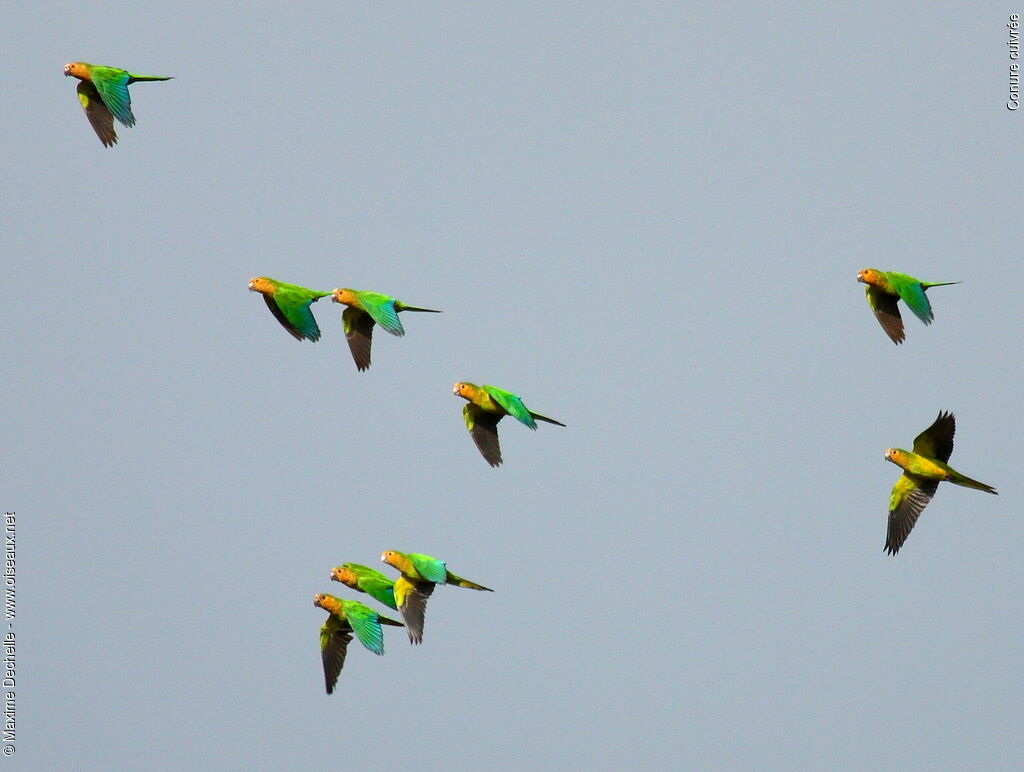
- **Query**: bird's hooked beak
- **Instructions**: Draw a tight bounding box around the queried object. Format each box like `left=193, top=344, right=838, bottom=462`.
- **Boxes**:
left=247, top=279, right=257, bottom=291
left=63, top=65, right=71, bottom=77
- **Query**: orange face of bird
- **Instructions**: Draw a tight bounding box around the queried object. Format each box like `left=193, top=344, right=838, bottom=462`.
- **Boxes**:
left=885, top=448, right=906, bottom=465
left=314, top=594, right=342, bottom=614
left=857, top=268, right=881, bottom=286
left=381, top=550, right=399, bottom=568
left=248, top=276, right=273, bottom=295
left=331, top=288, right=357, bottom=307
left=453, top=382, right=472, bottom=400
left=64, top=62, right=89, bottom=79
left=331, top=566, right=354, bottom=586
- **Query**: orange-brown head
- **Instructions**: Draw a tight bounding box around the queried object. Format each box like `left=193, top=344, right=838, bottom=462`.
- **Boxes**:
left=453, top=382, right=477, bottom=401
left=248, top=276, right=275, bottom=295
left=885, top=448, right=908, bottom=466
left=313, top=593, right=343, bottom=615
left=857, top=268, right=882, bottom=286
left=381, top=550, right=403, bottom=570
left=64, top=62, right=91, bottom=80
left=331, top=288, right=359, bottom=307
left=331, top=566, right=356, bottom=587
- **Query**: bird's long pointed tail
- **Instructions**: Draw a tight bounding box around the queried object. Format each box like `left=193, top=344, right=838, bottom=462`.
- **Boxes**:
left=398, top=304, right=442, bottom=313
left=949, top=471, right=997, bottom=494
left=128, top=74, right=173, bottom=82
left=529, top=411, right=566, bottom=427
left=446, top=572, right=494, bottom=592
left=922, top=280, right=961, bottom=289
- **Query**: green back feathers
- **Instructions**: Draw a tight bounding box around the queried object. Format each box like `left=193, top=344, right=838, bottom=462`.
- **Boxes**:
left=88, top=66, right=172, bottom=127
left=89, top=69, right=135, bottom=126
left=407, top=553, right=450, bottom=584
left=885, top=272, right=936, bottom=325
left=266, top=280, right=330, bottom=342
left=481, top=385, right=537, bottom=429
left=344, top=564, right=398, bottom=610
left=353, top=291, right=406, bottom=337
left=341, top=600, right=391, bottom=656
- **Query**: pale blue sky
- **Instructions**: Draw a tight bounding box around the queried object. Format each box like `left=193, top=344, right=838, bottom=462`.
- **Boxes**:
left=4, top=3, right=1022, bottom=770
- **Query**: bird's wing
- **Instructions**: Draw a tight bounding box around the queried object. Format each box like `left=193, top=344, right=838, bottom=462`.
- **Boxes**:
left=320, top=616, right=353, bottom=695
left=865, top=286, right=905, bottom=344
left=409, top=554, right=449, bottom=584
left=342, top=307, right=374, bottom=370
left=357, top=293, right=405, bottom=337
left=361, top=576, right=398, bottom=610
left=274, top=288, right=324, bottom=341
left=77, top=81, right=118, bottom=147
left=344, top=603, right=387, bottom=656
left=895, top=280, right=935, bottom=325
left=465, top=403, right=502, bottom=467
left=885, top=474, right=939, bottom=555
left=912, top=411, right=955, bottom=463
left=394, top=576, right=434, bottom=645
left=482, top=386, right=537, bottom=429
left=262, top=295, right=309, bottom=341
left=90, top=72, right=135, bottom=127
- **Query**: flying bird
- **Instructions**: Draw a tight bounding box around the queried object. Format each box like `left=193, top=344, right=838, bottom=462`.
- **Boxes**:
left=331, top=563, right=397, bottom=610
left=453, top=382, right=565, bottom=467
left=330, top=288, right=441, bottom=371
left=313, top=594, right=403, bottom=694
left=248, top=277, right=330, bottom=342
left=883, top=411, right=997, bottom=555
left=63, top=62, right=171, bottom=147
left=380, top=550, right=492, bottom=644
left=857, top=268, right=959, bottom=344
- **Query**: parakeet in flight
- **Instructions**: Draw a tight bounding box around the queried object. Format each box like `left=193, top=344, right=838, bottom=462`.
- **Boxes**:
left=64, top=62, right=172, bottom=147
left=857, top=268, right=959, bottom=344
left=330, top=563, right=398, bottom=610
left=883, top=411, right=997, bottom=555
left=330, top=288, right=441, bottom=371
left=313, top=594, right=403, bottom=694
left=248, top=277, right=330, bottom=342
left=453, top=382, right=565, bottom=467
left=380, top=550, right=493, bottom=644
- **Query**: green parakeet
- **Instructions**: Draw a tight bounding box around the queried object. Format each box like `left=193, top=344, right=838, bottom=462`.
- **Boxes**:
left=331, top=288, right=441, bottom=371
left=857, top=268, right=959, bottom=344
left=330, top=564, right=397, bottom=610
left=248, top=277, right=330, bottom=342
left=883, top=411, right=997, bottom=555
left=313, top=594, right=403, bottom=694
left=380, top=550, right=493, bottom=644
left=453, top=382, right=565, bottom=467
left=64, top=62, right=172, bottom=147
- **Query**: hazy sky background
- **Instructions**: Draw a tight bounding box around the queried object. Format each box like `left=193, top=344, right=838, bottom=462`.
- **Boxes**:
left=4, top=3, right=1022, bottom=769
